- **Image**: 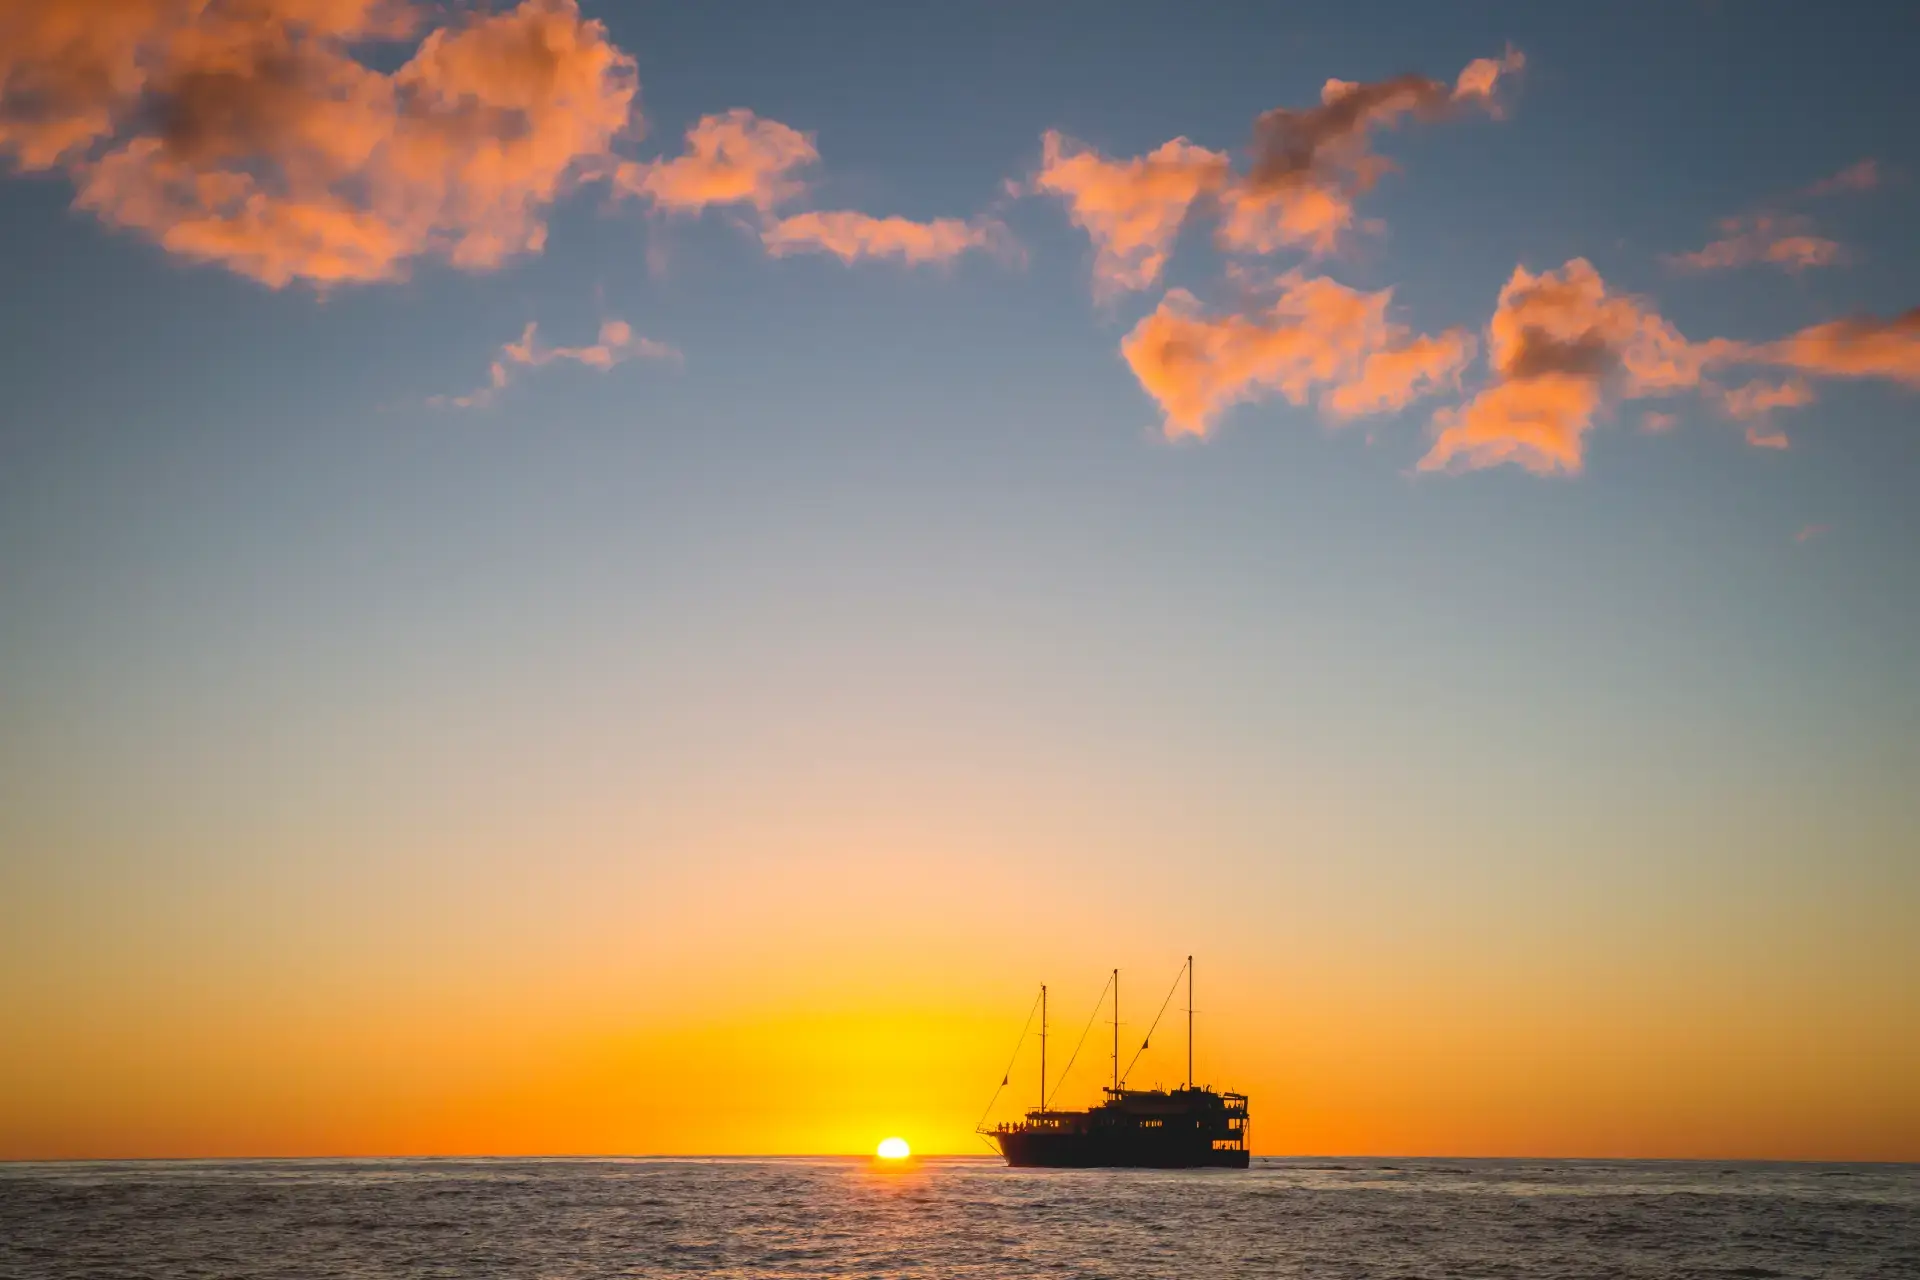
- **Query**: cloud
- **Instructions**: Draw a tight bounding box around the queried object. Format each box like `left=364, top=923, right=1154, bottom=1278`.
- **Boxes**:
left=1120, top=274, right=1475, bottom=439
left=1245, top=49, right=1523, bottom=194
left=509, top=318, right=681, bottom=369
left=623, top=109, right=1007, bottom=271
left=1451, top=46, right=1529, bottom=110
left=1030, top=131, right=1229, bottom=296
left=613, top=108, right=816, bottom=215
left=1641, top=410, right=1680, bottom=433
left=1715, top=377, right=1814, bottom=420
left=1761, top=309, right=1920, bottom=386
left=1795, top=523, right=1830, bottom=543
left=1212, top=177, right=1364, bottom=259
left=5, top=0, right=640, bottom=287
left=1666, top=214, right=1843, bottom=274
left=1033, top=49, right=1524, bottom=292
left=1667, top=158, right=1882, bottom=278
left=1216, top=48, right=1524, bottom=258
left=1420, top=258, right=1737, bottom=475
left=431, top=316, right=679, bottom=408
left=0, top=0, right=201, bottom=170
left=1745, top=427, right=1790, bottom=450
left=1801, top=159, right=1880, bottom=198
left=761, top=210, right=1006, bottom=265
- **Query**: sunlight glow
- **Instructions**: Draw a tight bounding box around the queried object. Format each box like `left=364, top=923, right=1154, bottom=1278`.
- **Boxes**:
left=876, top=1136, right=911, bottom=1159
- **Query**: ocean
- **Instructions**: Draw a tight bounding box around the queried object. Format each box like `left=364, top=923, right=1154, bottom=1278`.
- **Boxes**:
left=2, top=1157, right=1915, bottom=1278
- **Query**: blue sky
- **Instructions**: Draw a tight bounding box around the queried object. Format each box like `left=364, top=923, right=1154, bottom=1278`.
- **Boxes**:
left=1, top=1, right=1916, bottom=1157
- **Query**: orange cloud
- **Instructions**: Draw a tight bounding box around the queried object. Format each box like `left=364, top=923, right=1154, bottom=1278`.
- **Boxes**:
left=1216, top=49, right=1524, bottom=258
left=625, top=111, right=1006, bottom=271
left=1801, top=158, right=1880, bottom=198
left=1763, top=309, right=1920, bottom=386
left=1795, top=523, right=1830, bottom=542
left=1033, top=50, right=1522, bottom=290
left=6, top=0, right=639, bottom=287
left=1667, top=214, right=1842, bottom=274
left=1451, top=46, right=1528, bottom=110
left=1422, top=259, right=1736, bottom=475
left=761, top=211, right=1006, bottom=266
left=432, top=317, right=679, bottom=409
left=614, top=108, right=817, bottom=215
left=1713, top=375, right=1809, bottom=451
left=1322, top=331, right=1481, bottom=418
left=1212, top=178, right=1361, bottom=259
left=1031, top=131, right=1229, bottom=295
left=1715, top=378, right=1814, bottom=421
left=0, top=0, right=185, bottom=170
left=1120, top=275, right=1475, bottom=438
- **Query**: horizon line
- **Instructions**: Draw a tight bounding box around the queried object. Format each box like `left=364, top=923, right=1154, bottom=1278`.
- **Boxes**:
left=5, top=1153, right=1916, bottom=1167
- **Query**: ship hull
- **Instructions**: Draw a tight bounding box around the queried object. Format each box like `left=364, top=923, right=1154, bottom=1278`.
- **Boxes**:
left=993, top=1129, right=1249, bottom=1169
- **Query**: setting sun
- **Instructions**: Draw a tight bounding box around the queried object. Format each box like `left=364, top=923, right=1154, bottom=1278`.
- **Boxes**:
left=876, top=1137, right=911, bottom=1160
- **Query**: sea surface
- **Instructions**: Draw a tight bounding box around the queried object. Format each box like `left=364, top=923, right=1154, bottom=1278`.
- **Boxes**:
left=2, top=1157, right=1915, bottom=1279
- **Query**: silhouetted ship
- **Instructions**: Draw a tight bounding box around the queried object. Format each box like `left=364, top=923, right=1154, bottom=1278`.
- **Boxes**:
left=981, top=956, right=1250, bottom=1168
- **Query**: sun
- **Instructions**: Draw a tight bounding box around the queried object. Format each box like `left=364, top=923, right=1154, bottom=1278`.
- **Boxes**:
left=875, top=1136, right=911, bottom=1160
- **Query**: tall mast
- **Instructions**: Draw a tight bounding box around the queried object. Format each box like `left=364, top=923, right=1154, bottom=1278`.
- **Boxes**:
left=1039, top=984, right=1047, bottom=1114
left=1186, top=954, right=1193, bottom=1090
left=1111, top=967, right=1119, bottom=1093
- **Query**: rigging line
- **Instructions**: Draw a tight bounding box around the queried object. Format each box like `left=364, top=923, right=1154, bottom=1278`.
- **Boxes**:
left=1120, top=957, right=1187, bottom=1086
left=1044, top=971, right=1114, bottom=1110
left=972, top=987, right=1043, bottom=1134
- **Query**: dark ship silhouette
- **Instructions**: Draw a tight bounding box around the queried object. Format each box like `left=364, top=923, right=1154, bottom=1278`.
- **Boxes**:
left=981, top=956, right=1250, bottom=1168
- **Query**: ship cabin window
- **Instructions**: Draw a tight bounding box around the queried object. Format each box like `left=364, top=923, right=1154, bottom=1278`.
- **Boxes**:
left=1212, top=1139, right=1240, bottom=1150
left=1139, top=1118, right=1162, bottom=1128
left=1228, top=1117, right=1241, bottom=1129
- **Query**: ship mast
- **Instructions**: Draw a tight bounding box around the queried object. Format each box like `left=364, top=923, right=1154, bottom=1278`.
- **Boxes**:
left=1039, top=983, right=1047, bottom=1115
left=1111, top=967, right=1119, bottom=1093
left=1186, top=954, right=1193, bottom=1090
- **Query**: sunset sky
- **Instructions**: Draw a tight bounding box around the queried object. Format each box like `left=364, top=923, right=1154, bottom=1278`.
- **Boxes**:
left=2, top=1, right=1917, bottom=1161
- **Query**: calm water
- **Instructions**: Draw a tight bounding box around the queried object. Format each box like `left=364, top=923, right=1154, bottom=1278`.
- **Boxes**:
left=2, top=1157, right=1915, bottom=1278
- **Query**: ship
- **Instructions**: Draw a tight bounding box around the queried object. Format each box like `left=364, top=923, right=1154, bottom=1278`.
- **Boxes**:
left=980, top=956, right=1250, bottom=1168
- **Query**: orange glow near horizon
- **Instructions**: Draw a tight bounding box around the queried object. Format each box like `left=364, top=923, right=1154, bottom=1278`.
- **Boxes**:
left=2, top=572, right=1915, bottom=1166
left=4, top=930, right=1916, bottom=1161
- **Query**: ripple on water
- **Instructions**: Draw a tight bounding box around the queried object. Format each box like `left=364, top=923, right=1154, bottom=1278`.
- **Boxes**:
left=0, top=1158, right=1914, bottom=1280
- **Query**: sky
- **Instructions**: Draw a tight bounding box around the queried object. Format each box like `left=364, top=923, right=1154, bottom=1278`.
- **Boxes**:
left=1, top=0, right=1917, bottom=1161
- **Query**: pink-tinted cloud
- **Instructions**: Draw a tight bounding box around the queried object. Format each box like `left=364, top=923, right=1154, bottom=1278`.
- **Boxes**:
left=1641, top=410, right=1680, bottom=433
left=1715, top=378, right=1814, bottom=421
left=1034, top=49, right=1523, bottom=290
left=0, top=0, right=193, bottom=170
left=1245, top=48, right=1524, bottom=195
left=1801, top=158, right=1880, bottom=198
left=1451, top=46, right=1528, bottom=110
left=761, top=210, right=1006, bottom=266
left=1322, top=330, right=1480, bottom=418
left=1216, top=48, right=1524, bottom=258
left=432, top=317, right=679, bottom=408
left=613, top=108, right=816, bottom=215
left=1212, top=178, right=1364, bottom=258
left=1667, top=158, right=1882, bottom=279
left=1666, top=214, right=1842, bottom=274
left=1120, top=275, right=1474, bottom=439
left=5, top=0, right=639, bottom=286
left=1030, top=131, right=1229, bottom=295
left=1744, top=427, right=1790, bottom=450
left=511, top=318, right=680, bottom=370
left=625, top=111, right=1007, bottom=272
left=1421, top=258, right=1737, bottom=475
left=1762, top=309, right=1920, bottom=386
left=1795, top=523, right=1830, bottom=543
